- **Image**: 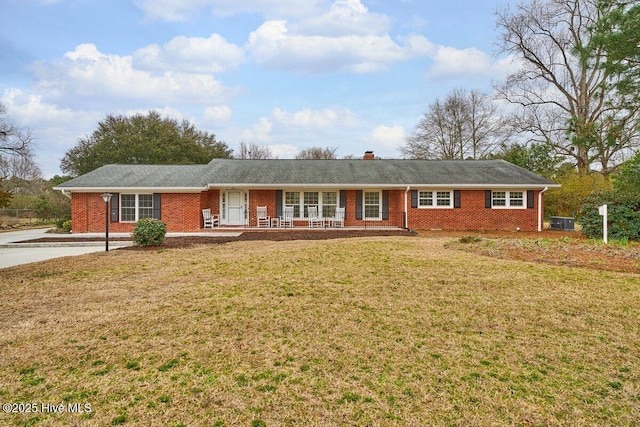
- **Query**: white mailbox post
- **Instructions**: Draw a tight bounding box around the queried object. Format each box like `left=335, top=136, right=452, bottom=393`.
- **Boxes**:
left=598, top=204, right=608, bottom=244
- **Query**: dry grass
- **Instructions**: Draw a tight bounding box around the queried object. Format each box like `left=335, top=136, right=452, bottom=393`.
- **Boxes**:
left=447, top=235, right=640, bottom=274
left=0, top=236, right=639, bottom=426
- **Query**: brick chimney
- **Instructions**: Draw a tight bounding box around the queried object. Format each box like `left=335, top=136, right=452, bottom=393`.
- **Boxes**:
left=363, top=151, right=375, bottom=160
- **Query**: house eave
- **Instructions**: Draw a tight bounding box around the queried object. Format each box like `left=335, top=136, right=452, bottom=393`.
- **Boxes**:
left=53, top=186, right=207, bottom=193
left=206, top=183, right=561, bottom=189
left=53, top=183, right=560, bottom=192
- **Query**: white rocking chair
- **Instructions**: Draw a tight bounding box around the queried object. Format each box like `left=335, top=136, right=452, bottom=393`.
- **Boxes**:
left=280, top=206, right=294, bottom=228
left=257, top=206, right=270, bottom=227
left=202, top=209, right=220, bottom=228
left=307, top=206, right=322, bottom=228
left=332, top=207, right=345, bottom=227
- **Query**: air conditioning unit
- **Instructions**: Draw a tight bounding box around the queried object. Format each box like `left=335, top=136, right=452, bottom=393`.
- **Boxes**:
left=550, top=216, right=574, bottom=231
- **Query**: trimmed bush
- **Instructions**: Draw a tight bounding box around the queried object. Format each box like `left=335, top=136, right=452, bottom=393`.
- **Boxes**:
left=132, top=218, right=167, bottom=247
left=579, top=191, right=640, bottom=241
left=62, top=220, right=72, bottom=233
left=55, top=216, right=71, bottom=229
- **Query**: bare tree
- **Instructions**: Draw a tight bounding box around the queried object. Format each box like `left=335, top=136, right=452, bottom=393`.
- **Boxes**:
left=0, top=150, right=41, bottom=181
left=402, top=88, right=505, bottom=159
left=495, top=0, right=640, bottom=175
left=0, top=103, right=35, bottom=158
left=0, top=103, right=39, bottom=206
left=295, top=146, right=338, bottom=159
left=235, top=141, right=275, bottom=159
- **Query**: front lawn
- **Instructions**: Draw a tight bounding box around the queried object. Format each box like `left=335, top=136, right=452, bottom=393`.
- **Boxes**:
left=0, top=236, right=638, bottom=425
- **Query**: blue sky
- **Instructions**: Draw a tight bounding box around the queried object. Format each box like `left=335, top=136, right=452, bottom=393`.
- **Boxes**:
left=1, top=0, right=517, bottom=177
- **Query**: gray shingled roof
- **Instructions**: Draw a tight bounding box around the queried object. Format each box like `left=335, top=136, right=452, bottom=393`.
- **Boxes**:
left=55, top=164, right=211, bottom=189
left=205, top=159, right=556, bottom=187
left=55, top=159, right=558, bottom=190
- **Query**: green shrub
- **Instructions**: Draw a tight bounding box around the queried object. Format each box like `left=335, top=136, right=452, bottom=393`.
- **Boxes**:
left=55, top=216, right=71, bottom=229
left=579, top=191, right=640, bottom=241
left=545, top=168, right=612, bottom=217
left=132, top=218, right=167, bottom=247
left=62, top=220, right=72, bottom=233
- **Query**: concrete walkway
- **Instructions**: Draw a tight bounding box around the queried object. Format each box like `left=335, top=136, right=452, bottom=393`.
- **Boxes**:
left=0, top=228, right=112, bottom=269
left=0, top=228, right=241, bottom=269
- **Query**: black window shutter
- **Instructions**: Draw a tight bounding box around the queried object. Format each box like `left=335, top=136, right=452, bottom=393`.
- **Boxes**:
left=527, top=190, right=535, bottom=209
left=339, top=190, right=347, bottom=208
left=110, top=193, right=119, bottom=222
left=485, top=190, right=492, bottom=208
left=454, top=190, right=461, bottom=208
left=276, top=190, right=283, bottom=217
left=411, top=190, right=418, bottom=208
left=355, top=191, right=363, bottom=220
left=382, top=190, right=389, bottom=220
left=153, top=193, right=161, bottom=219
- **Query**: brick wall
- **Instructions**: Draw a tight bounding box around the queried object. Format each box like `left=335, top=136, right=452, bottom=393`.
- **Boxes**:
left=407, top=189, right=542, bottom=231
left=343, top=189, right=540, bottom=230
left=70, top=189, right=544, bottom=233
left=70, top=192, right=205, bottom=233
left=249, top=190, right=277, bottom=227
left=162, top=193, right=202, bottom=231
left=70, top=193, right=91, bottom=233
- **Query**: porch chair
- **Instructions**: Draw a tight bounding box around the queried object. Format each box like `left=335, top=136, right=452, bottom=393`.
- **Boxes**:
left=280, top=206, right=294, bottom=228
left=257, top=206, right=270, bottom=227
left=202, top=209, right=220, bottom=228
left=307, top=206, right=322, bottom=228
left=332, top=207, right=345, bottom=228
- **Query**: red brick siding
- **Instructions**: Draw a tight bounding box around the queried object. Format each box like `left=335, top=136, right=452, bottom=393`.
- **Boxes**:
left=407, top=190, right=542, bottom=231
left=343, top=189, right=541, bottom=230
left=70, top=192, right=204, bottom=233
left=69, top=189, right=543, bottom=233
left=199, top=189, right=221, bottom=227
left=161, top=193, right=202, bottom=231
left=70, top=193, right=91, bottom=233
left=249, top=190, right=277, bottom=226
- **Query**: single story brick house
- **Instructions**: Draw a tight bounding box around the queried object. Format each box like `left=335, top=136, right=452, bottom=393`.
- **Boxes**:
left=54, top=153, right=559, bottom=233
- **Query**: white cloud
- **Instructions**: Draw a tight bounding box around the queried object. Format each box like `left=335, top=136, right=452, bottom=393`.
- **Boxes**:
left=241, top=117, right=273, bottom=143
left=293, top=0, right=390, bottom=36
left=237, top=106, right=360, bottom=154
left=31, top=44, right=235, bottom=108
left=271, top=107, right=357, bottom=128
left=134, top=0, right=325, bottom=21
left=247, top=21, right=433, bottom=74
left=133, top=34, right=245, bottom=73
left=3, top=88, right=77, bottom=127
left=268, top=143, right=298, bottom=158
left=136, top=0, right=433, bottom=75
left=366, top=125, right=405, bottom=151
left=2, top=89, right=103, bottom=177
left=203, top=105, right=233, bottom=125
left=426, top=46, right=516, bottom=81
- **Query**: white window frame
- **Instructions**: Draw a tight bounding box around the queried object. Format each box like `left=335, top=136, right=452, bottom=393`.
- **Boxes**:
left=418, top=190, right=453, bottom=209
left=491, top=190, right=526, bottom=209
left=321, top=191, right=338, bottom=218
left=363, top=190, right=382, bottom=220
left=120, top=193, right=154, bottom=222
left=283, top=190, right=339, bottom=219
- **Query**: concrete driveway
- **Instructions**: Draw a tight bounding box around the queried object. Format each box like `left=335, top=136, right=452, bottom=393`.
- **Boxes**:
left=0, top=228, right=241, bottom=269
left=0, top=228, right=126, bottom=269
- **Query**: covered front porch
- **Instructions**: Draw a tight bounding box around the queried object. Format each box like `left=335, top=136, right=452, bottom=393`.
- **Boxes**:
left=201, top=188, right=408, bottom=230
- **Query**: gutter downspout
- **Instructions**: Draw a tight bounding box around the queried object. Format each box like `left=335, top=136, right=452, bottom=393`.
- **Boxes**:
left=404, top=186, right=410, bottom=229
left=538, top=187, right=548, bottom=232
left=61, top=189, right=71, bottom=199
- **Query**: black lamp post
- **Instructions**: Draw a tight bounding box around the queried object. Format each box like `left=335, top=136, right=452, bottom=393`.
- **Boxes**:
left=102, top=192, right=112, bottom=252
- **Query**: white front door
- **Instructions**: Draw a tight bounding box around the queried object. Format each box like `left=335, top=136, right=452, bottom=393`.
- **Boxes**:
left=226, top=191, right=245, bottom=225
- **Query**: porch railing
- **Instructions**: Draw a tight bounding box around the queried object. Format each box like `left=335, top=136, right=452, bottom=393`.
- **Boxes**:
left=251, top=210, right=407, bottom=229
